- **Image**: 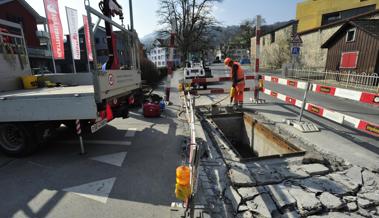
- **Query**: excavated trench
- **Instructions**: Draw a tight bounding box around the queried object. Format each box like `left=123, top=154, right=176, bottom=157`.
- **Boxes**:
left=210, top=112, right=305, bottom=161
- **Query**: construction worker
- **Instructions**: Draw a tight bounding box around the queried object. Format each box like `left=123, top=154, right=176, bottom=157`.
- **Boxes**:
left=224, top=57, right=245, bottom=108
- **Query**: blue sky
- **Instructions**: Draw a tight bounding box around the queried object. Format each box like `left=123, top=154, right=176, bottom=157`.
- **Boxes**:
left=26, top=0, right=304, bottom=37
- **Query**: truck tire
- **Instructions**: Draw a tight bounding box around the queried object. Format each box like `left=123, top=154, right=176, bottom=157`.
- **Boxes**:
left=0, top=124, right=38, bottom=157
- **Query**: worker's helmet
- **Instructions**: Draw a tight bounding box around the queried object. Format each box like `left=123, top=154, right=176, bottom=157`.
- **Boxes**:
left=224, top=57, right=232, bottom=66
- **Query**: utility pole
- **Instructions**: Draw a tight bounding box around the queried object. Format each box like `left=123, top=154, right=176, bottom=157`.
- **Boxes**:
left=129, top=0, right=134, bottom=30
left=165, top=8, right=176, bottom=103
left=298, top=82, right=311, bottom=122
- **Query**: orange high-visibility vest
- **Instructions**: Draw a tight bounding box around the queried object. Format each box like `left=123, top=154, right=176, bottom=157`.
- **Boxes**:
left=230, top=62, right=245, bottom=85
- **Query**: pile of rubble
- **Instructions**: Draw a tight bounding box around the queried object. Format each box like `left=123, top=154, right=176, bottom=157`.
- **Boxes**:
left=196, top=109, right=379, bottom=218
left=224, top=158, right=379, bottom=218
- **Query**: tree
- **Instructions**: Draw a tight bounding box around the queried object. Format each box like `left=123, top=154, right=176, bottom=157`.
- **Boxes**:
left=236, top=18, right=266, bottom=49
left=157, top=0, right=222, bottom=62
left=218, top=25, right=239, bottom=58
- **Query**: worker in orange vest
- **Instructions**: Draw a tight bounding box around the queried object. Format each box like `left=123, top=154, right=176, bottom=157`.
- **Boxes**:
left=224, top=57, right=245, bottom=108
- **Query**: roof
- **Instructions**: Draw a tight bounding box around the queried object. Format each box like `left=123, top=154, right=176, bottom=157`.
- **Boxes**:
left=299, top=9, right=379, bottom=35
left=251, top=20, right=297, bottom=38
left=321, top=19, right=379, bottom=48
left=0, top=0, right=46, bottom=24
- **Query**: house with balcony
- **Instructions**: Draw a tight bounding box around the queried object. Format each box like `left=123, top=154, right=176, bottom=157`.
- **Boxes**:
left=0, top=0, right=53, bottom=72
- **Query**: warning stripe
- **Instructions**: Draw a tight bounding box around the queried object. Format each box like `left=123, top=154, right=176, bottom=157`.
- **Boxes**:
left=264, top=75, right=378, bottom=106
left=184, top=75, right=255, bottom=84
left=76, top=119, right=81, bottom=135
left=263, top=88, right=379, bottom=137
left=190, top=87, right=251, bottom=95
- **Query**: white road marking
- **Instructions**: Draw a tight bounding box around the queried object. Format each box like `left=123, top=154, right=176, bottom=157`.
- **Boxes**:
left=125, top=128, right=137, bottom=137
left=63, top=177, right=116, bottom=204
left=58, top=140, right=131, bottom=146
left=27, top=189, right=58, bottom=213
left=90, top=152, right=127, bottom=167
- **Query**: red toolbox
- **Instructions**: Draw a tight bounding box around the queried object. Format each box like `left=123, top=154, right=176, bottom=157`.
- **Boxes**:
left=143, top=102, right=161, bottom=117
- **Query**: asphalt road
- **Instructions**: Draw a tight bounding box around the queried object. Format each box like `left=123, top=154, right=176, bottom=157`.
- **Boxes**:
left=0, top=94, right=185, bottom=217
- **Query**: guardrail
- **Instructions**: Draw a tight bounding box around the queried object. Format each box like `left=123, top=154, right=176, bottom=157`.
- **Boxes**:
left=286, top=69, right=379, bottom=93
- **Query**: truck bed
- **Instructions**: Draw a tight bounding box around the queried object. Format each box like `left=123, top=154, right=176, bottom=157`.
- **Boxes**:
left=0, top=85, right=98, bottom=122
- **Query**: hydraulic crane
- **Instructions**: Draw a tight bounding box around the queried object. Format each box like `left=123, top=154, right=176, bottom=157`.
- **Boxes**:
left=98, top=0, right=124, bottom=70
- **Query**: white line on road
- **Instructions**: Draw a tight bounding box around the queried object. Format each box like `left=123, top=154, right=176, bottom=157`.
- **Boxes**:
left=90, top=152, right=127, bottom=167
left=63, top=177, right=116, bottom=204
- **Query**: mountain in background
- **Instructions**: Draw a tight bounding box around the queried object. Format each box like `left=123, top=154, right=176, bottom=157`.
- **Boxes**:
left=140, top=32, right=160, bottom=51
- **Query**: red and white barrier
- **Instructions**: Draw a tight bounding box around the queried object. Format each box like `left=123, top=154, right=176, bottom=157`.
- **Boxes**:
left=263, top=75, right=379, bottom=106
left=190, top=87, right=251, bottom=95
left=185, top=75, right=255, bottom=84
left=312, top=84, right=379, bottom=106
left=262, top=88, right=379, bottom=137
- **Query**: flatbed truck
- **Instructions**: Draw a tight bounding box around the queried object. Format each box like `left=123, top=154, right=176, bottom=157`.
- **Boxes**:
left=0, top=1, right=142, bottom=156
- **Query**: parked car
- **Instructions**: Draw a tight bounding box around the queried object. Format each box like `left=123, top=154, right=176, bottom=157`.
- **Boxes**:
left=239, top=58, right=251, bottom=64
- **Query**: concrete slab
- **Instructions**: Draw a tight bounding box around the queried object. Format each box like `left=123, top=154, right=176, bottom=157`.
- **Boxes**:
left=344, top=166, right=363, bottom=186
left=248, top=164, right=283, bottom=186
left=275, top=165, right=310, bottom=180
left=327, top=172, right=360, bottom=194
left=298, top=176, right=352, bottom=195
left=357, top=197, right=372, bottom=209
left=237, top=186, right=265, bottom=201
left=300, top=164, right=329, bottom=176
left=361, top=170, right=379, bottom=192
left=279, top=211, right=300, bottom=218
left=357, top=192, right=379, bottom=207
left=287, top=185, right=322, bottom=216
left=347, top=202, right=358, bottom=211
left=225, top=186, right=241, bottom=211
left=266, top=184, right=296, bottom=210
left=319, top=192, right=344, bottom=210
left=307, top=212, right=365, bottom=217
left=236, top=210, right=253, bottom=218
left=229, top=167, right=256, bottom=187
left=246, top=193, right=278, bottom=218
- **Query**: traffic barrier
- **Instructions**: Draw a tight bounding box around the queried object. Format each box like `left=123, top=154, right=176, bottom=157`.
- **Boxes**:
left=262, top=88, right=379, bottom=137
left=264, top=75, right=379, bottom=106
left=184, top=75, right=255, bottom=84
left=190, top=87, right=252, bottom=95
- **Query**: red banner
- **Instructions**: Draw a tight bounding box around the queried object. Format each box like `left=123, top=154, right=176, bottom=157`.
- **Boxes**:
left=44, top=0, right=64, bottom=59
left=83, top=15, right=93, bottom=61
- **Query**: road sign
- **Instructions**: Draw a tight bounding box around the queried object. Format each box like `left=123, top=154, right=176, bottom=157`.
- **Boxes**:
left=291, top=34, right=303, bottom=44
left=292, top=47, right=300, bottom=55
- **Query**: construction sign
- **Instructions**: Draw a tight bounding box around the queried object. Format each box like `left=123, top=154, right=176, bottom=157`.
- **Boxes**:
left=291, top=34, right=303, bottom=47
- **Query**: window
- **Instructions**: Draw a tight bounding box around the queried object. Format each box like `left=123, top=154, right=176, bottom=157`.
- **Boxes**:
left=340, top=51, right=359, bottom=69
left=323, top=12, right=341, bottom=25
left=346, top=28, right=356, bottom=42
left=270, top=32, right=275, bottom=43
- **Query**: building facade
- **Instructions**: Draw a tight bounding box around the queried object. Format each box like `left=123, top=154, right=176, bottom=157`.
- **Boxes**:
left=250, top=21, right=297, bottom=70
left=0, top=0, right=53, bottom=71
left=322, top=20, right=379, bottom=74
left=147, top=38, right=180, bottom=68
left=296, top=0, right=379, bottom=32
left=299, top=10, right=379, bottom=70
